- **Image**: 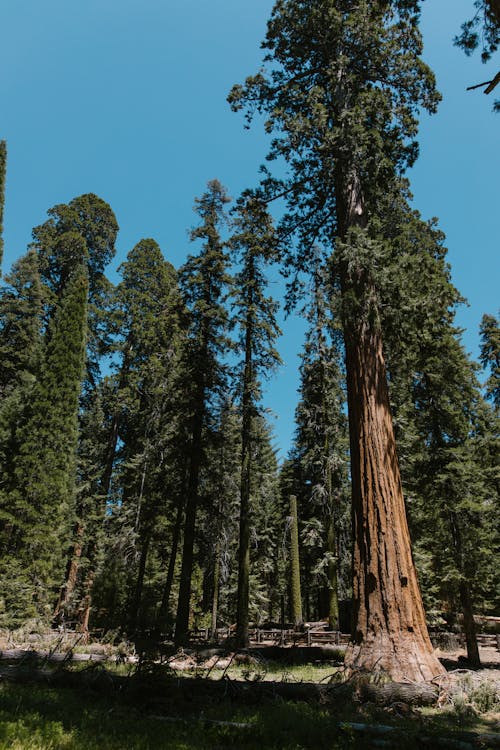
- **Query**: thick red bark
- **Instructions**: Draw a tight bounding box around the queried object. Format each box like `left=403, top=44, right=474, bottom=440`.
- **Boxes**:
left=343, top=321, right=444, bottom=682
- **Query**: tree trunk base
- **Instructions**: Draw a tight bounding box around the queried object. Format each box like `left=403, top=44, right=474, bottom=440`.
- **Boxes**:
left=344, top=631, right=445, bottom=683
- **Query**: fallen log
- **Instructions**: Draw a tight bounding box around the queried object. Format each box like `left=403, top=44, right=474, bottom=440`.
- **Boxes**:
left=359, top=681, right=439, bottom=706
left=0, top=648, right=110, bottom=663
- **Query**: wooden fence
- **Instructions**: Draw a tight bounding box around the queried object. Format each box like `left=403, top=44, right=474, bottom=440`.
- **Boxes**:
left=188, top=627, right=499, bottom=650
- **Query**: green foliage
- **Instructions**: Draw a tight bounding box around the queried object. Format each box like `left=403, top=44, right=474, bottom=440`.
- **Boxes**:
left=285, top=257, right=350, bottom=624
left=229, top=0, right=440, bottom=276
left=455, top=1, right=500, bottom=62
left=31, top=193, right=118, bottom=303
left=5, top=262, right=89, bottom=617
left=90, top=238, right=185, bottom=630
left=381, top=212, right=500, bottom=623
left=0, top=140, right=6, bottom=273
left=229, top=191, right=282, bottom=643
left=480, top=312, right=500, bottom=408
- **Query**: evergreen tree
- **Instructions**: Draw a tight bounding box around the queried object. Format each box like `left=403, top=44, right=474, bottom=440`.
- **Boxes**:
left=0, top=250, right=44, bottom=399
left=0, top=251, right=44, bottom=623
left=85, top=238, right=185, bottom=632
left=290, top=258, right=349, bottom=628
left=174, top=180, right=232, bottom=645
left=229, top=192, right=282, bottom=646
left=406, top=328, right=497, bottom=666
left=378, top=207, right=498, bottom=666
left=31, top=193, right=118, bottom=389
left=480, top=312, right=500, bottom=409
left=0, top=140, right=6, bottom=273
left=230, top=0, right=444, bottom=681
left=8, top=255, right=88, bottom=617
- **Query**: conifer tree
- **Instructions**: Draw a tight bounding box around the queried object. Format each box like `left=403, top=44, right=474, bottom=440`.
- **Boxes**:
left=0, top=251, right=44, bottom=622
left=405, top=327, right=496, bottom=667
left=174, top=180, right=231, bottom=645
left=31, top=193, right=118, bottom=389
left=81, top=238, right=185, bottom=632
left=378, top=207, right=498, bottom=666
left=229, top=192, right=282, bottom=646
left=291, top=258, right=349, bottom=628
left=230, top=0, right=444, bottom=680
left=0, top=140, right=6, bottom=273
left=480, top=312, right=500, bottom=409
left=289, top=494, right=303, bottom=627
left=9, top=253, right=88, bottom=616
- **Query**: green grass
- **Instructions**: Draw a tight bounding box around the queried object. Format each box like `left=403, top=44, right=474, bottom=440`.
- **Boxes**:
left=0, top=669, right=497, bottom=750
left=0, top=682, right=367, bottom=749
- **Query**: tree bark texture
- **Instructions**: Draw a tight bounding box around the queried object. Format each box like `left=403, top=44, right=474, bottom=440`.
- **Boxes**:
left=175, top=402, right=203, bottom=646
left=336, top=168, right=444, bottom=682
left=157, top=487, right=185, bottom=630
left=289, top=495, right=303, bottom=628
left=53, top=522, right=84, bottom=621
left=326, top=512, right=339, bottom=630
left=129, top=530, right=151, bottom=632
left=235, top=319, right=253, bottom=648
left=449, top=510, right=481, bottom=667
left=343, top=320, right=444, bottom=682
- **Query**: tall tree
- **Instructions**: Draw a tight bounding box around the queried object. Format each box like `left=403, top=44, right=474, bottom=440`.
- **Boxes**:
left=80, top=238, right=185, bottom=633
left=230, top=0, right=444, bottom=680
left=480, top=312, right=500, bottom=409
left=31, top=193, right=118, bottom=389
left=174, top=180, right=231, bottom=645
left=10, top=254, right=89, bottom=615
left=0, top=140, right=6, bottom=273
left=229, top=192, right=281, bottom=647
left=289, top=494, right=303, bottom=628
left=378, top=207, right=498, bottom=666
left=0, top=251, right=44, bottom=623
left=291, top=258, right=349, bottom=628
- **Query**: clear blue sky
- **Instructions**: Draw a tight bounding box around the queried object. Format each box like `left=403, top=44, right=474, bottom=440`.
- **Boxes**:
left=1, top=1, right=498, bottom=457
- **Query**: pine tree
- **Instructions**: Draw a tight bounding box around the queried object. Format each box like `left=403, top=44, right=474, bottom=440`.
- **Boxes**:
left=291, top=258, right=349, bottom=628
left=174, top=180, right=232, bottom=645
left=31, top=193, right=118, bottom=389
left=9, top=255, right=89, bottom=616
left=230, top=0, right=444, bottom=680
left=480, top=312, right=500, bottom=409
left=229, top=191, right=282, bottom=646
left=0, top=251, right=44, bottom=624
left=289, top=494, right=303, bottom=627
left=406, top=328, right=496, bottom=667
left=82, top=238, right=185, bottom=633
left=0, top=140, right=6, bottom=274
left=378, top=208, right=498, bottom=666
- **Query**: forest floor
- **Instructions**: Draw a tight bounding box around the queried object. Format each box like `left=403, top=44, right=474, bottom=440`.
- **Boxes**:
left=0, top=638, right=499, bottom=749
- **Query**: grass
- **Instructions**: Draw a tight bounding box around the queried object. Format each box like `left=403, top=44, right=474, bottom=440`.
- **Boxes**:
left=0, top=662, right=498, bottom=749
left=0, top=682, right=369, bottom=749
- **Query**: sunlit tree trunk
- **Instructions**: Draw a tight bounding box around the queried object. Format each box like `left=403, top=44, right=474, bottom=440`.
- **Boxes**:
left=338, top=171, right=444, bottom=682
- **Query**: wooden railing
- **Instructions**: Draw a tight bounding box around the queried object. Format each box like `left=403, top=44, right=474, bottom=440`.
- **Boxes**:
left=188, top=627, right=499, bottom=650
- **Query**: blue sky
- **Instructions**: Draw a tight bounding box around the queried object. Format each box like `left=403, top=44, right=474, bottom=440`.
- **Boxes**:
left=1, top=1, right=498, bottom=457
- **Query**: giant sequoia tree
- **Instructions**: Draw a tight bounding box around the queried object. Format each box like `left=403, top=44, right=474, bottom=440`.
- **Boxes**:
left=230, top=0, right=444, bottom=680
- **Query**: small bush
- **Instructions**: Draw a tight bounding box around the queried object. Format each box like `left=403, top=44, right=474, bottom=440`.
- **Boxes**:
left=470, top=680, right=499, bottom=713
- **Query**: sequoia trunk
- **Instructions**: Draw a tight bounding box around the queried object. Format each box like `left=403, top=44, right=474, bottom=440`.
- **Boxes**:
left=343, top=318, right=444, bottom=681
left=337, top=169, right=444, bottom=682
